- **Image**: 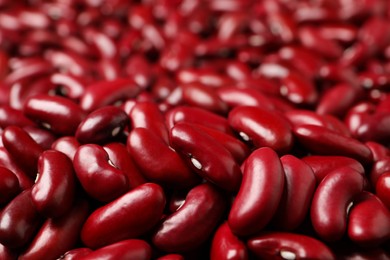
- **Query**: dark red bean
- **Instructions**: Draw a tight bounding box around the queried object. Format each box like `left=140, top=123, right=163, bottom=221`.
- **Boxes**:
left=210, top=222, right=248, bottom=260
left=73, top=144, right=128, bottom=202
left=157, top=254, right=184, bottom=260
left=0, top=189, right=43, bottom=249
left=170, top=123, right=242, bottom=192
left=81, top=183, right=165, bottom=249
left=51, top=136, right=80, bottom=160
left=23, top=94, right=86, bottom=136
left=60, top=248, right=92, bottom=260
left=127, top=128, right=200, bottom=189
left=45, top=50, right=90, bottom=78
left=366, top=141, right=390, bottom=161
left=31, top=150, right=75, bottom=218
left=216, top=87, right=275, bottom=110
left=76, top=106, right=129, bottom=144
left=0, top=105, right=35, bottom=129
left=280, top=72, right=318, bottom=105
left=152, top=183, right=227, bottom=252
left=4, top=59, right=52, bottom=86
left=376, top=172, right=390, bottom=210
left=228, top=106, right=293, bottom=154
left=22, top=125, right=57, bottom=150
left=0, top=167, right=20, bottom=205
left=228, top=147, right=285, bottom=236
left=124, top=54, right=154, bottom=89
left=19, top=199, right=89, bottom=260
left=370, top=157, right=390, bottom=187
left=50, top=73, right=86, bottom=100
left=311, top=167, right=365, bottom=242
left=0, top=243, right=17, bottom=260
left=247, top=232, right=335, bottom=259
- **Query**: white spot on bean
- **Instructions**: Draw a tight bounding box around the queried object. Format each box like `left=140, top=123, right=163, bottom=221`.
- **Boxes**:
left=346, top=201, right=354, bottom=215
left=280, top=250, right=296, bottom=260
left=108, top=159, right=116, bottom=167
left=34, top=173, right=40, bottom=183
left=111, top=126, right=121, bottom=137
left=239, top=132, right=250, bottom=142
left=190, top=157, right=202, bottom=170
left=42, top=122, right=51, bottom=130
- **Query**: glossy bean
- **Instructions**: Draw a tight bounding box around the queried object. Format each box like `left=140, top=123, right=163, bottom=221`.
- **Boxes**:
left=228, top=147, right=285, bottom=236
left=369, top=157, right=390, bottom=187
left=0, top=167, right=20, bottom=205
left=22, top=126, right=57, bottom=150
left=81, top=183, right=165, bottom=249
left=216, top=87, right=274, bottom=110
left=51, top=136, right=80, bottom=160
left=366, top=141, right=390, bottom=161
left=376, top=172, right=390, bottom=210
left=50, top=73, right=86, bottom=100
left=0, top=105, right=35, bottom=128
left=60, top=248, right=92, bottom=260
left=280, top=72, right=318, bottom=105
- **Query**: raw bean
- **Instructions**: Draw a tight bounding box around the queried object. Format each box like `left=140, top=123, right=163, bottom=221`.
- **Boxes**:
left=216, top=87, right=275, bottom=110
left=0, top=105, right=35, bottom=128
left=280, top=72, right=318, bottom=105
left=366, top=141, right=390, bottom=161
left=376, top=172, right=390, bottom=210
left=51, top=136, right=80, bottom=160
left=22, top=126, right=57, bottom=150
left=0, top=167, right=20, bottom=205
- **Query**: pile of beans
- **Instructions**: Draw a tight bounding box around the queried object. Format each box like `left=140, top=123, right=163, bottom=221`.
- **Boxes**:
left=0, top=0, right=390, bottom=259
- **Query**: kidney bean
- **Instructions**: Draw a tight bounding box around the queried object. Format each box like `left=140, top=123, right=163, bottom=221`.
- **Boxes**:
left=22, top=125, right=57, bottom=150
left=157, top=254, right=184, bottom=260
left=45, top=50, right=90, bottom=78
left=376, top=172, right=390, bottom=210
left=272, top=155, right=316, bottom=230
left=166, top=106, right=233, bottom=135
left=79, top=78, right=141, bottom=112
left=73, top=144, right=128, bottom=202
left=51, top=136, right=80, bottom=160
left=366, top=141, right=390, bottom=161
left=335, top=245, right=390, bottom=260
left=358, top=17, right=390, bottom=56
left=318, top=23, right=358, bottom=43
left=4, top=59, right=52, bottom=86
left=152, top=183, right=227, bottom=252
left=311, top=167, right=365, bottom=242
left=228, top=106, right=293, bottom=154
left=302, top=155, right=365, bottom=185
left=79, top=239, right=152, bottom=260
left=76, top=106, right=129, bottom=144
left=293, top=124, right=373, bottom=165
left=50, top=73, right=86, bottom=100
left=2, top=126, right=43, bottom=179
left=60, top=248, right=92, bottom=260
left=129, top=102, right=169, bottom=143
left=280, top=72, right=318, bottom=105
left=124, top=54, right=154, bottom=89
left=225, top=61, right=251, bottom=81
left=23, top=94, right=86, bottom=136
left=176, top=68, right=233, bottom=88
left=347, top=192, right=390, bottom=247
left=127, top=128, right=200, bottom=189
left=228, top=147, right=285, bottom=236
left=0, top=167, right=20, bottom=205
left=81, top=183, right=165, bottom=249
left=170, top=123, right=242, bottom=192
left=0, top=189, right=43, bottom=249
left=0, top=105, right=35, bottom=129
left=103, top=142, right=147, bottom=190
left=247, top=232, right=335, bottom=259
left=83, top=28, right=117, bottom=59
left=31, top=150, right=75, bottom=218
left=0, top=243, right=16, bottom=260
left=19, top=199, right=89, bottom=260
left=210, top=222, right=248, bottom=260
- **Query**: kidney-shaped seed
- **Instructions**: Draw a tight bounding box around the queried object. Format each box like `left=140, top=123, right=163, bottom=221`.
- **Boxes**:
left=51, top=136, right=80, bottom=161
left=81, top=183, right=165, bottom=249
left=0, top=166, right=20, bottom=205
left=376, top=172, right=390, bottom=210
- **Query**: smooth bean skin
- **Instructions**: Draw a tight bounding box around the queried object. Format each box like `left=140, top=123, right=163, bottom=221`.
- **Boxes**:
left=76, top=106, right=129, bottom=144
left=0, top=167, right=20, bottom=205
left=0, top=105, right=35, bottom=128
left=73, top=144, right=128, bottom=202
left=80, top=78, right=141, bottom=112
left=19, top=199, right=89, bottom=260
left=376, top=172, right=390, bottom=209
left=31, top=150, right=75, bottom=218
left=78, top=239, right=152, bottom=260
left=272, top=155, right=316, bottom=230
left=280, top=72, right=318, bottom=105
left=60, top=248, right=92, bottom=260
left=247, top=232, right=335, bottom=260
left=51, top=136, right=80, bottom=160
left=228, top=106, right=293, bottom=154
left=2, top=126, right=43, bottom=179
left=156, top=254, right=184, bottom=260
left=152, top=183, right=227, bottom=253
left=0, top=189, right=42, bottom=249
left=228, top=147, right=285, bottom=237
left=22, top=126, right=57, bottom=150
left=23, top=94, right=86, bottom=136
left=210, top=222, right=248, bottom=260
left=81, top=183, right=165, bottom=249
left=370, top=157, right=390, bottom=187
left=170, top=123, right=242, bottom=192
left=311, top=167, right=365, bottom=242
left=103, top=142, right=147, bottom=190
left=293, top=124, right=373, bottom=165
left=348, top=192, right=390, bottom=247
left=302, top=155, right=365, bottom=185
left=0, top=243, right=17, bottom=260
left=366, top=141, right=390, bottom=161
left=127, top=128, right=200, bottom=189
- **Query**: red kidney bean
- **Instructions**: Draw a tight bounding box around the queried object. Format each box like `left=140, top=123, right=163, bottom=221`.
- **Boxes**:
left=170, top=123, right=242, bottom=192
left=81, top=183, right=165, bottom=249
left=0, top=243, right=16, bottom=260
left=267, top=12, right=296, bottom=43
left=216, top=87, right=275, bottom=110
left=0, top=167, right=20, bottom=205
left=319, top=62, right=359, bottom=86
left=228, top=147, right=285, bottom=236
left=157, top=254, right=184, bottom=260
left=247, top=232, right=335, bottom=259
left=376, top=172, right=390, bottom=210
left=124, top=54, right=154, bottom=89
left=22, top=125, right=57, bottom=150
left=19, top=199, right=89, bottom=260
left=75, top=106, right=129, bottom=144
left=51, top=136, right=80, bottom=160
left=127, top=127, right=200, bottom=189
left=217, top=12, right=248, bottom=40
left=225, top=61, right=251, bottom=81
left=4, top=59, right=52, bottom=86
left=166, top=106, right=233, bottom=135
left=31, top=150, right=75, bottom=218
left=23, top=94, right=86, bottom=136
left=79, top=78, right=141, bottom=112
left=358, top=17, right=390, bottom=56
left=318, top=23, right=358, bottom=43
left=228, top=106, right=293, bottom=154
left=151, top=75, right=176, bottom=101
left=370, top=156, right=390, bottom=186
left=0, top=147, right=33, bottom=190
left=366, top=141, right=390, bottom=161
left=96, top=58, right=121, bottom=81
left=83, top=28, right=117, bottom=59
left=293, top=124, right=373, bottom=164
left=73, top=144, right=128, bottom=202
left=176, top=68, right=233, bottom=88
left=272, top=155, right=316, bottom=230
left=348, top=192, right=390, bottom=247
left=152, top=183, right=227, bottom=252
left=311, top=167, right=365, bottom=242
left=0, top=105, right=35, bottom=129
left=60, top=248, right=92, bottom=260
left=79, top=239, right=152, bottom=260
left=0, top=189, right=43, bottom=249
left=335, top=245, right=390, bottom=260
left=129, top=102, right=169, bottom=143
left=2, top=126, right=43, bottom=179
left=210, top=222, right=248, bottom=260
left=50, top=73, right=86, bottom=100
left=280, top=72, right=318, bottom=105
left=45, top=50, right=90, bottom=78
left=302, top=155, right=365, bottom=185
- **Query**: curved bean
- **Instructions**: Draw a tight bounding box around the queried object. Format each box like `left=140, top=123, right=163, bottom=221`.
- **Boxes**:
left=51, top=136, right=80, bottom=160
left=50, top=73, right=86, bottom=100
left=228, top=147, right=285, bottom=236
left=0, top=105, right=35, bottom=128
left=216, top=87, right=274, bottom=111
left=22, top=126, right=57, bottom=150
left=0, top=167, right=20, bottom=205
left=376, top=172, right=390, bottom=210
left=280, top=72, right=318, bottom=105
left=365, top=141, right=390, bottom=161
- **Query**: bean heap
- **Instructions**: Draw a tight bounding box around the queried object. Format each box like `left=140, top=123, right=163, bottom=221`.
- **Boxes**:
left=0, top=0, right=390, bottom=259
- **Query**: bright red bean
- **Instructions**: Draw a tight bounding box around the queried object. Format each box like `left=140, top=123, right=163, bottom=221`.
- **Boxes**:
left=60, top=248, right=92, bottom=260
left=51, top=136, right=80, bottom=160
left=280, top=72, right=318, bottom=105
left=376, top=172, right=390, bottom=210
left=0, top=105, right=35, bottom=128
left=0, top=167, right=20, bottom=205
left=216, top=87, right=275, bottom=110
